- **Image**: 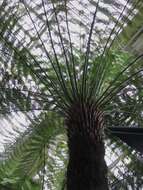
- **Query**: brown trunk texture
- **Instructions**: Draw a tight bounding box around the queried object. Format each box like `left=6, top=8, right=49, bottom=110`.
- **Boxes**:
left=66, top=102, right=109, bottom=190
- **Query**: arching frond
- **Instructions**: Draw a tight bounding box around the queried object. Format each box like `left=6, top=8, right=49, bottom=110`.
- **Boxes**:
left=0, top=112, right=65, bottom=189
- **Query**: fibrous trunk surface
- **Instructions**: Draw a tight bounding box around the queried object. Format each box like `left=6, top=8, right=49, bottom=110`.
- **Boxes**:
left=66, top=102, right=109, bottom=190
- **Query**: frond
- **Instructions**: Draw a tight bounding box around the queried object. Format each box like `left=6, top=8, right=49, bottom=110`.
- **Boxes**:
left=0, top=112, right=65, bottom=189
left=1, top=0, right=142, bottom=114
left=106, top=134, right=143, bottom=189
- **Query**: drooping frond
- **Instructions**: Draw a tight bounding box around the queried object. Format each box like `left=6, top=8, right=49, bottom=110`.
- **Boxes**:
left=0, top=112, right=65, bottom=189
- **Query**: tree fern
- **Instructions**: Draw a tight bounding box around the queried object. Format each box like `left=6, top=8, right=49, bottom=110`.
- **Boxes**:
left=0, top=0, right=143, bottom=189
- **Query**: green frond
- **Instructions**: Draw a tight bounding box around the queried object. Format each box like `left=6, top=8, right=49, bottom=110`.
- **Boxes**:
left=0, top=112, right=64, bottom=189
left=1, top=0, right=141, bottom=108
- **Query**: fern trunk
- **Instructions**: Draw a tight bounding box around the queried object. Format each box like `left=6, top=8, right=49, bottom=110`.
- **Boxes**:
left=66, top=102, right=109, bottom=190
